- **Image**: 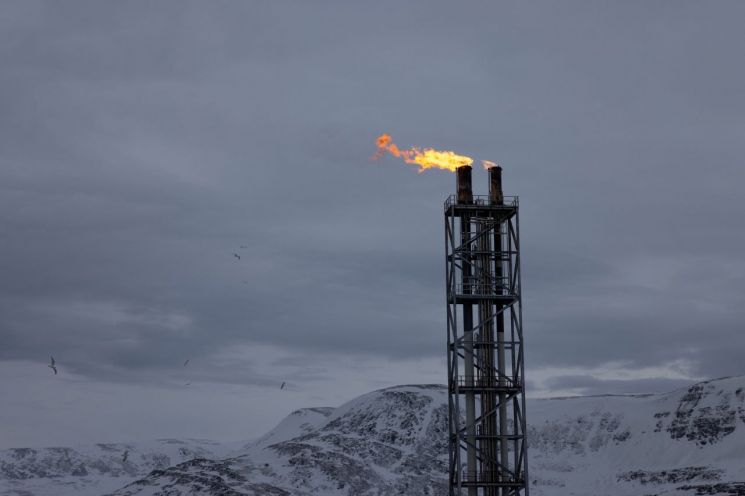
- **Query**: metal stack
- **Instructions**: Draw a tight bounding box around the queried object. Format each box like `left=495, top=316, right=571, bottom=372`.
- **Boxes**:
left=445, top=165, right=528, bottom=496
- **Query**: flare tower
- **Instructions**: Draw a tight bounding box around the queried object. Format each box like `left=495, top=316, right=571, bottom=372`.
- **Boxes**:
left=445, top=165, right=528, bottom=496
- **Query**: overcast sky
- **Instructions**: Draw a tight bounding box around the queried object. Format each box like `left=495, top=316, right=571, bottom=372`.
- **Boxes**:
left=2, top=1, right=745, bottom=448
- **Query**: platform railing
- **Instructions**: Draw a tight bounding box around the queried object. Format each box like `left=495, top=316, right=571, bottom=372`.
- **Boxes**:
left=460, top=471, right=525, bottom=485
left=453, top=281, right=514, bottom=297
left=452, top=376, right=522, bottom=390
left=445, top=195, right=519, bottom=209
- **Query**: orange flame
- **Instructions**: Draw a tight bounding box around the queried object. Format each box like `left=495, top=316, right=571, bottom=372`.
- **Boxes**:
left=372, top=134, right=473, bottom=173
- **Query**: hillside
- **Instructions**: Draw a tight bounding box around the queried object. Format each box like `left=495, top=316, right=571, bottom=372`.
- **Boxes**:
left=4, top=377, right=745, bottom=495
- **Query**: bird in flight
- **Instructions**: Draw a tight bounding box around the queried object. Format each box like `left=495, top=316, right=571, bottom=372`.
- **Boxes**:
left=240, top=245, right=248, bottom=249
left=183, top=359, right=190, bottom=367
left=122, top=450, right=129, bottom=463
left=280, top=382, right=286, bottom=390
left=233, top=253, right=241, bottom=260
left=184, top=382, right=191, bottom=386
left=48, top=356, right=57, bottom=375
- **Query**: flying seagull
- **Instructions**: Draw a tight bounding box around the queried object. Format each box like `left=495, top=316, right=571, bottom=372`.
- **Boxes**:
left=184, top=382, right=191, bottom=386
left=48, top=356, right=57, bottom=375
left=183, top=359, right=190, bottom=367
left=280, top=382, right=286, bottom=390
left=233, top=253, right=241, bottom=260
left=122, top=450, right=129, bottom=463
left=240, top=245, right=248, bottom=249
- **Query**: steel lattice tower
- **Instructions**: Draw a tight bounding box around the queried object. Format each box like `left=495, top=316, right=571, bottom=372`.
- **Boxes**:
left=445, top=165, right=528, bottom=496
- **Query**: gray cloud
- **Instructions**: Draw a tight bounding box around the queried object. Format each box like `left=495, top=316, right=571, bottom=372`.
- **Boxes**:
left=540, top=375, right=697, bottom=397
left=2, top=1, right=745, bottom=405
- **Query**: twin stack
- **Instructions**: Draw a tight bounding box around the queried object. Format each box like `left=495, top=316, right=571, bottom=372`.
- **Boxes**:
left=445, top=165, right=528, bottom=496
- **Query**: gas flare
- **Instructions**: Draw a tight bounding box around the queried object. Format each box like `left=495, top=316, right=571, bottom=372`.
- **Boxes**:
left=481, top=160, right=498, bottom=170
left=372, top=134, right=473, bottom=173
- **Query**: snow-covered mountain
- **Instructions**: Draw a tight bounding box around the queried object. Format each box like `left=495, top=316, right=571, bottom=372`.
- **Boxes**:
left=529, top=376, right=745, bottom=495
left=4, top=377, right=745, bottom=495
left=0, top=438, right=237, bottom=496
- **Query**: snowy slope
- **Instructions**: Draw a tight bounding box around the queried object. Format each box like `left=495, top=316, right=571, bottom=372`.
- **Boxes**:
left=5, top=377, right=745, bottom=495
left=0, top=438, right=237, bottom=496
left=246, top=407, right=334, bottom=450
left=528, top=376, right=745, bottom=495
left=112, top=385, right=448, bottom=496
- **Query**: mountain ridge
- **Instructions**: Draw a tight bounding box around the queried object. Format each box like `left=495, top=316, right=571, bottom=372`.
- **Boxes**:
left=4, top=377, right=745, bottom=495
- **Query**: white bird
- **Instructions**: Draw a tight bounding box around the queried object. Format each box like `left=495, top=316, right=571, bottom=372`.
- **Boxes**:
left=280, top=381, right=286, bottom=390
left=48, top=356, right=57, bottom=375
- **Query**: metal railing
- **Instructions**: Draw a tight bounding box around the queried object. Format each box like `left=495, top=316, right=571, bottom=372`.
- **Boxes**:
left=460, top=471, right=525, bottom=485
left=452, top=282, right=514, bottom=296
left=452, top=376, right=522, bottom=390
left=445, top=195, right=519, bottom=209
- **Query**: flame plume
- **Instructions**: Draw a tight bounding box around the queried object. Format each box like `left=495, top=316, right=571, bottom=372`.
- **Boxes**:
left=372, top=134, right=473, bottom=173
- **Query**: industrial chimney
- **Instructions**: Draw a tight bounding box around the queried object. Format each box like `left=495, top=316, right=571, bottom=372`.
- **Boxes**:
left=488, top=165, right=503, bottom=205
left=456, top=165, right=473, bottom=204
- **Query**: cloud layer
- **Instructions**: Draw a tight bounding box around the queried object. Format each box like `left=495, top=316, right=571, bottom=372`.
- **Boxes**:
left=2, top=1, right=745, bottom=445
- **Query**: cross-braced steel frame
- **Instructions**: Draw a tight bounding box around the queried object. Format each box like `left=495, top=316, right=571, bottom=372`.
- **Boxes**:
left=445, top=195, right=528, bottom=496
